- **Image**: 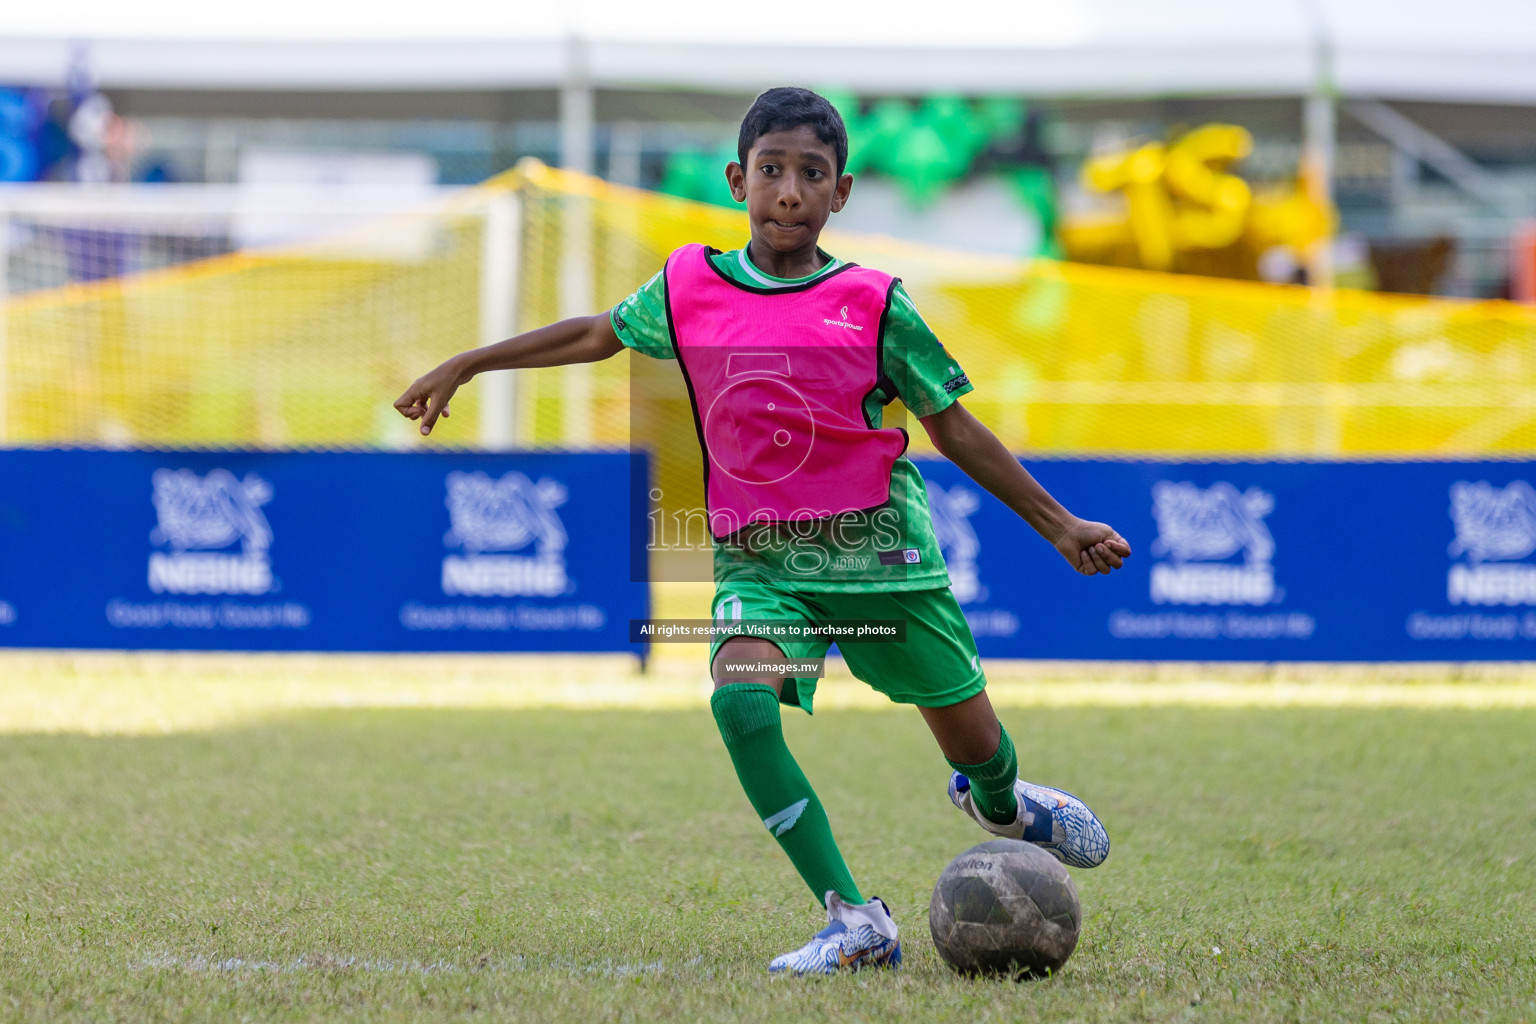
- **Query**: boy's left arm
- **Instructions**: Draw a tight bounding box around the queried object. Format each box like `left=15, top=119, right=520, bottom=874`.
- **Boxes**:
left=921, top=401, right=1131, bottom=576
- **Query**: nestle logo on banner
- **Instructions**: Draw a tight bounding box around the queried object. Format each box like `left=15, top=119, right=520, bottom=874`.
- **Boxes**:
left=148, top=469, right=275, bottom=595
left=925, top=479, right=1020, bottom=637
left=440, top=471, right=570, bottom=598
left=1446, top=480, right=1536, bottom=606
left=925, top=480, right=986, bottom=605
left=1149, top=481, right=1279, bottom=605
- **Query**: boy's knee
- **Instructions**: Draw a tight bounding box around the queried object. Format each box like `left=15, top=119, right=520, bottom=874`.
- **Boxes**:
left=710, top=637, right=788, bottom=694
left=709, top=679, right=783, bottom=745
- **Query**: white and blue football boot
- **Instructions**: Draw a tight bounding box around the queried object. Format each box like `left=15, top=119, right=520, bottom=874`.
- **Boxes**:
left=948, top=772, right=1111, bottom=869
left=767, top=892, right=902, bottom=976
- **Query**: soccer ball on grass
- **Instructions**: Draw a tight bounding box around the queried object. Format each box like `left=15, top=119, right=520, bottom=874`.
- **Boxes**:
left=928, top=839, right=1081, bottom=979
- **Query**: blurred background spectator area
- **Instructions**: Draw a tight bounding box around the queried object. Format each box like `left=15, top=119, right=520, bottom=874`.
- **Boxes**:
left=3, top=0, right=1536, bottom=301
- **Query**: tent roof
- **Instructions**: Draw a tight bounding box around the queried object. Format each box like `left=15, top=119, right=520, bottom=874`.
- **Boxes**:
left=2, top=0, right=1533, bottom=103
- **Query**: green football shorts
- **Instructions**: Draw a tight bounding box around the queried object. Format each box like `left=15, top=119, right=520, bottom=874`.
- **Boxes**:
left=708, top=581, right=987, bottom=713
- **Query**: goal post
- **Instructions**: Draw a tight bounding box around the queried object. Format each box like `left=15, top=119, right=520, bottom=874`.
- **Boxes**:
left=477, top=189, right=521, bottom=450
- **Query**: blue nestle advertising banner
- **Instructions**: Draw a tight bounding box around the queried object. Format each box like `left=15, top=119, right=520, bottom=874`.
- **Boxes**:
left=0, top=450, right=648, bottom=654
left=1, top=450, right=1532, bottom=660
left=915, top=459, right=1536, bottom=661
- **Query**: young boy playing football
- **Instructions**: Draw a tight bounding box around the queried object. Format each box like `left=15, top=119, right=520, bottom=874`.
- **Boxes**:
left=396, top=87, right=1131, bottom=976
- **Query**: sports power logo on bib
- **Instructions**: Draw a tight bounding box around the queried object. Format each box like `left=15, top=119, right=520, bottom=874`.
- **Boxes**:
left=822, top=304, right=864, bottom=331
left=439, top=471, right=570, bottom=598
left=147, top=468, right=275, bottom=595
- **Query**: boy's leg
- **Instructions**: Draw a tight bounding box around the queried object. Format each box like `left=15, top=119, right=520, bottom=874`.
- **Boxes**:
left=832, top=587, right=1109, bottom=868
left=709, top=636, right=864, bottom=905
left=918, top=691, right=1018, bottom=826
left=820, top=587, right=1016, bottom=822
left=923, top=688, right=1111, bottom=869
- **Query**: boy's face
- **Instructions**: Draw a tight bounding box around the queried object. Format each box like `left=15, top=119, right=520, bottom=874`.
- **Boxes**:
left=726, top=126, right=853, bottom=261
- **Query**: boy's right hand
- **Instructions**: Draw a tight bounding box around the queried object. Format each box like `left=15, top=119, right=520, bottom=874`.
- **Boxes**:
left=394, top=357, right=466, bottom=435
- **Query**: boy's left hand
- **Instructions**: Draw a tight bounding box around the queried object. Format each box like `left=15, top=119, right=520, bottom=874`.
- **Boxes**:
left=1052, top=518, right=1132, bottom=576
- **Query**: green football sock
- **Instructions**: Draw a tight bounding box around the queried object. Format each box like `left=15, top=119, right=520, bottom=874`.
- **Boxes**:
left=948, top=726, right=1019, bottom=825
left=710, top=683, right=864, bottom=906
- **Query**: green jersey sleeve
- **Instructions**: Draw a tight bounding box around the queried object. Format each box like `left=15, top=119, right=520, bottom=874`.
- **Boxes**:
left=880, top=282, right=972, bottom=417
left=610, top=269, right=676, bottom=360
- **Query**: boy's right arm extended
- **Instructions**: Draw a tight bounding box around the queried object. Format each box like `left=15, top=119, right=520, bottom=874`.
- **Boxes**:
left=395, top=313, right=623, bottom=435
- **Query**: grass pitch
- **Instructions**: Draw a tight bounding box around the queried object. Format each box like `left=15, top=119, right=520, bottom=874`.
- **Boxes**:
left=2, top=654, right=1534, bottom=1022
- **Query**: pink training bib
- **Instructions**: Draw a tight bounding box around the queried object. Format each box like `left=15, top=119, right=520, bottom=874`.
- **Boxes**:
left=665, top=243, right=909, bottom=539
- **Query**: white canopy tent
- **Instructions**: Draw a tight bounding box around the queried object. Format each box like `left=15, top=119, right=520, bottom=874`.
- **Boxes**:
left=2, top=0, right=1531, bottom=284
left=0, top=0, right=1528, bottom=427
left=0, top=0, right=1533, bottom=103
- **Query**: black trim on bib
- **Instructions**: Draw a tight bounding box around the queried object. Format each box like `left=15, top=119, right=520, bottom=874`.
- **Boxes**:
left=862, top=276, right=902, bottom=430
left=663, top=263, right=714, bottom=515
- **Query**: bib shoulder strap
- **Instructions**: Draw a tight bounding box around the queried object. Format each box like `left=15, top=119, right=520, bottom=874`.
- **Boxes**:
left=664, top=243, right=716, bottom=285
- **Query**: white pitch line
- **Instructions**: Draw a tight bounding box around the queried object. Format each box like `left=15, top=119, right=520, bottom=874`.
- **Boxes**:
left=131, top=952, right=704, bottom=977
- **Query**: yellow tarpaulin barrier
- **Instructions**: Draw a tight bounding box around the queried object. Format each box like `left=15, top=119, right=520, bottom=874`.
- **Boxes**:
left=6, top=161, right=1535, bottom=465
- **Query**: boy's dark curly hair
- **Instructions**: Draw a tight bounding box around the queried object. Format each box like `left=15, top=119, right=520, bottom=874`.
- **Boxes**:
left=737, top=87, right=849, bottom=176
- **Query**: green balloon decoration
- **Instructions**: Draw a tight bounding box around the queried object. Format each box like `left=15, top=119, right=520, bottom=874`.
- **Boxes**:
left=858, top=99, right=914, bottom=178
left=975, top=96, right=1027, bottom=143
left=887, top=123, right=955, bottom=208
left=658, top=143, right=740, bottom=209
left=820, top=89, right=867, bottom=174
left=916, top=94, right=985, bottom=179
left=1009, top=166, right=1063, bottom=258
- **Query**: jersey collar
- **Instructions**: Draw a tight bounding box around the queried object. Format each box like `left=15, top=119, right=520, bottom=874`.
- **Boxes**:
left=738, top=245, right=843, bottom=289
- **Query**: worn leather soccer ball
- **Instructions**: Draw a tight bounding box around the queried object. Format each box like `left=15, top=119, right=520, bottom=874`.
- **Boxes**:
left=929, top=839, right=1082, bottom=978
